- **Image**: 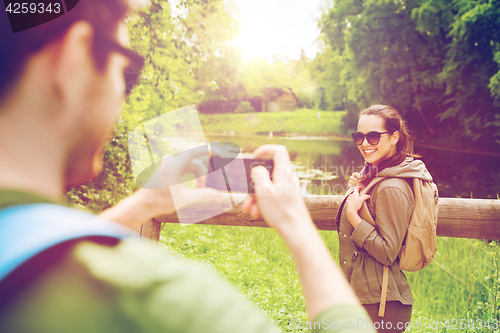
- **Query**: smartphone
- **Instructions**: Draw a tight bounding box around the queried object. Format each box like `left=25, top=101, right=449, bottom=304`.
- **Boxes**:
left=206, top=156, right=274, bottom=194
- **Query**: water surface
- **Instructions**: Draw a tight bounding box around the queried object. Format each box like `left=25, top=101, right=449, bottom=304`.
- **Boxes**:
left=206, top=134, right=500, bottom=199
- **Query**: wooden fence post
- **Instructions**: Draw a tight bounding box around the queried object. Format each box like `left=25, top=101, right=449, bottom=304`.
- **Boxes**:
left=151, top=194, right=500, bottom=241
left=137, top=218, right=162, bottom=241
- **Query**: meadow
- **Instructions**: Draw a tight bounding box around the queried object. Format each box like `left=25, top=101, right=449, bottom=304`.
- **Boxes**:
left=160, top=223, right=499, bottom=332
left=199, top=109, right=347, bottom=136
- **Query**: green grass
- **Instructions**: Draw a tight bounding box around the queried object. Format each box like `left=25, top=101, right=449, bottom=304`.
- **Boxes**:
left=160, top=224, right=500, bottom=332
left=199, top=109, right=347, bottom=136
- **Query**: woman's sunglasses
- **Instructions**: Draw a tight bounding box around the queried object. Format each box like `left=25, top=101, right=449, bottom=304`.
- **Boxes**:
left=94, top=34, right=145, bottom=96
left=351, top=131, right=390, bottom=146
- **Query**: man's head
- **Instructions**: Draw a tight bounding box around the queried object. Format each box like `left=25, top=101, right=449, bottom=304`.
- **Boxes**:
left=0, top=0, right=141, bottom=190
left=0, top=0, right=133, bottom=101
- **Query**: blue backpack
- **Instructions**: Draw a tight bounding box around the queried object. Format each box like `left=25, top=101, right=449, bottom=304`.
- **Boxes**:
left=0, top=204, right=134, bottom=283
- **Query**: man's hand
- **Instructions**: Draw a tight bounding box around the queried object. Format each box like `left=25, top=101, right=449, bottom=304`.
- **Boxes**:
left=242, top=145, right=312, bottom=236
left=100, top=147, right=222, bottom=230
left=243, top=145, right=360, bottom=321
left=141, top=146, right=223, bottom=216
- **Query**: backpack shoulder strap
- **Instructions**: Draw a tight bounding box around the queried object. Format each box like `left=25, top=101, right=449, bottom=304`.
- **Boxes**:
left=0, top=204, right=134, bottom=282
left=357, top=177, right=388, bottom=318
left=358, top=177, right=386, bottom=226
left=360, top=176, right=386, bottom=196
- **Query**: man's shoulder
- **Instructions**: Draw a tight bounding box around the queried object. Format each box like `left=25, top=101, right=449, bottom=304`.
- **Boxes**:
left=0, top=237, right=278, bottom=333
left=72, top=238, right=213, bottom=289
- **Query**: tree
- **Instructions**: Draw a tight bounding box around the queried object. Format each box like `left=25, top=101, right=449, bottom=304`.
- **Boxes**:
left=197, top=46, right=246, bottom=113
left=317, top=0, right=500, bottom=150
left=65, top=0, right=241, bottom=211
left=437, top=0, right=500, bottom=149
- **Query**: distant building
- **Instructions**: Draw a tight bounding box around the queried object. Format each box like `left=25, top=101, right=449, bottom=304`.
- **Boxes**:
left=247, top=87, right=298, bottom=112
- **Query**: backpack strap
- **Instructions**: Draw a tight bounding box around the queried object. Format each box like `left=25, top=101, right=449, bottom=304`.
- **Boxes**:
left=358, top=177, right=386, bottom=226
left=357, top=177, right=389, bottom=318
left=339, top=176, right=392, bottom=317
left=379, top=266, right=389, bottom=317
left=335, top=176, right=386, bottom=230
left=0, top=203, right=134, bottom=283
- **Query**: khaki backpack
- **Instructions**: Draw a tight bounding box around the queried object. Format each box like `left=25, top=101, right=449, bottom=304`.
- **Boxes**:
left=358, top=177, right=439, bottom=317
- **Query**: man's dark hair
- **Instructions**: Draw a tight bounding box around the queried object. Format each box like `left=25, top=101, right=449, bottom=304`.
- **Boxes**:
left=0, top=0, right=130, bottom=103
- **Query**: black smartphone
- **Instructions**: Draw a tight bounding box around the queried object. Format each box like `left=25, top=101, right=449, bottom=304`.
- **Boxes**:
left=206, top=156, right=274, bottom=194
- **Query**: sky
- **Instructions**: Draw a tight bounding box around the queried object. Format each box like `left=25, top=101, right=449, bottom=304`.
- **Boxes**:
left=230, top=0, right=329, bottom=61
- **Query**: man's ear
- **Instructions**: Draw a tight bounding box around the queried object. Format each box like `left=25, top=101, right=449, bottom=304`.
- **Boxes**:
left=391, top=131, right=400, bottom=145
left=52, top=21, right=95, bottom=110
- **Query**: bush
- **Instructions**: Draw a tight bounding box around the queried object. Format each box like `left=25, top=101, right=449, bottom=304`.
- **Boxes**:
left=234, top=101, right=255, bottom=114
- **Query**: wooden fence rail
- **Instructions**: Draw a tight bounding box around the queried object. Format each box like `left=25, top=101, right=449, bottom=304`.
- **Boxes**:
left=139, top=194, right=500, bottom=241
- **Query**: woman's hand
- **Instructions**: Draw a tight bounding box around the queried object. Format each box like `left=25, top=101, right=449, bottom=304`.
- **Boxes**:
left=346, top=186, right=370, bottom=228
left=348, top=172, right=361, bottom=188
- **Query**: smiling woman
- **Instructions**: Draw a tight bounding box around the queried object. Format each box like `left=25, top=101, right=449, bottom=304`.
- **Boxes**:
left=336, top=104, right=435, bottom=333
left=355, top=115, right=398, bottom=167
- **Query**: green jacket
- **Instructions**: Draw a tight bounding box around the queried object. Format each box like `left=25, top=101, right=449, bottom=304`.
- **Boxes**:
left=338, top=157, right=433, bottom=305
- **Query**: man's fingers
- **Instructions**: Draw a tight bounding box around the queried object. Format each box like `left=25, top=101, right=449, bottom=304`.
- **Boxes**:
left=252, top=145, right=290, bottom=166
left=162, top=147, right=211, bottom=179
left=251, top=166, right=272, bottom=191
left=242, top=195, right=260, bottom=219
left=242, top=195, right=254, bottom=213
left=250, top=204, right=260, bottom=220
left=173, top=145, right=210, bottom=162
left=252, top=145, right=293, bottom=182
left=186, top=158, right=208, bottom=178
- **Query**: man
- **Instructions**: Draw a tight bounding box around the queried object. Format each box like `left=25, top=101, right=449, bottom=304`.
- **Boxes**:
left=0, top=0, right=375, bottom=332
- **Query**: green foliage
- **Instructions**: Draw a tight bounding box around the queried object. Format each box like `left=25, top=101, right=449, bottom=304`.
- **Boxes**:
left=438, top=0, right=500, bottom=148
left=309, top=47, right=345, bottom=111
left=65, top=0, right=241, bottom=211
left=241, top=55, right=317, bottom=110
left=317, top=0, right=500, bottom=151
left=64, top=121, right=135, bottom=213
left=242, top=57, right=288, bottom=96
left=234, top=101, right=255, bottom=113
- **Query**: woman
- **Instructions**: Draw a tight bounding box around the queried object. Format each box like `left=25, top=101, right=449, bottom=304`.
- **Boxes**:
left=336, top=105, right=434, bottom=333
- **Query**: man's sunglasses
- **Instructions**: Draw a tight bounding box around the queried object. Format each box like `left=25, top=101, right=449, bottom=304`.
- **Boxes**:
left=94, top=34, right=145, bottom=96
left=351, top=131, right=390, bottom=146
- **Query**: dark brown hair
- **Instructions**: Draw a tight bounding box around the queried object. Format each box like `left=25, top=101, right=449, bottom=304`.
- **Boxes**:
left=0, top=0, right=131, bottom=103
left=359, top=104, right=420, bottom=179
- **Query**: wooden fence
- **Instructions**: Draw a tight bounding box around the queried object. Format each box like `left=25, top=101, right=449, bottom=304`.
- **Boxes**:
left=137, top=194, right=500, bottom=241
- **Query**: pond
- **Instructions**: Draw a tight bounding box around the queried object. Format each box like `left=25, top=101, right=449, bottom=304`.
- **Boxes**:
left=205, top=134, right=500, bottom=199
